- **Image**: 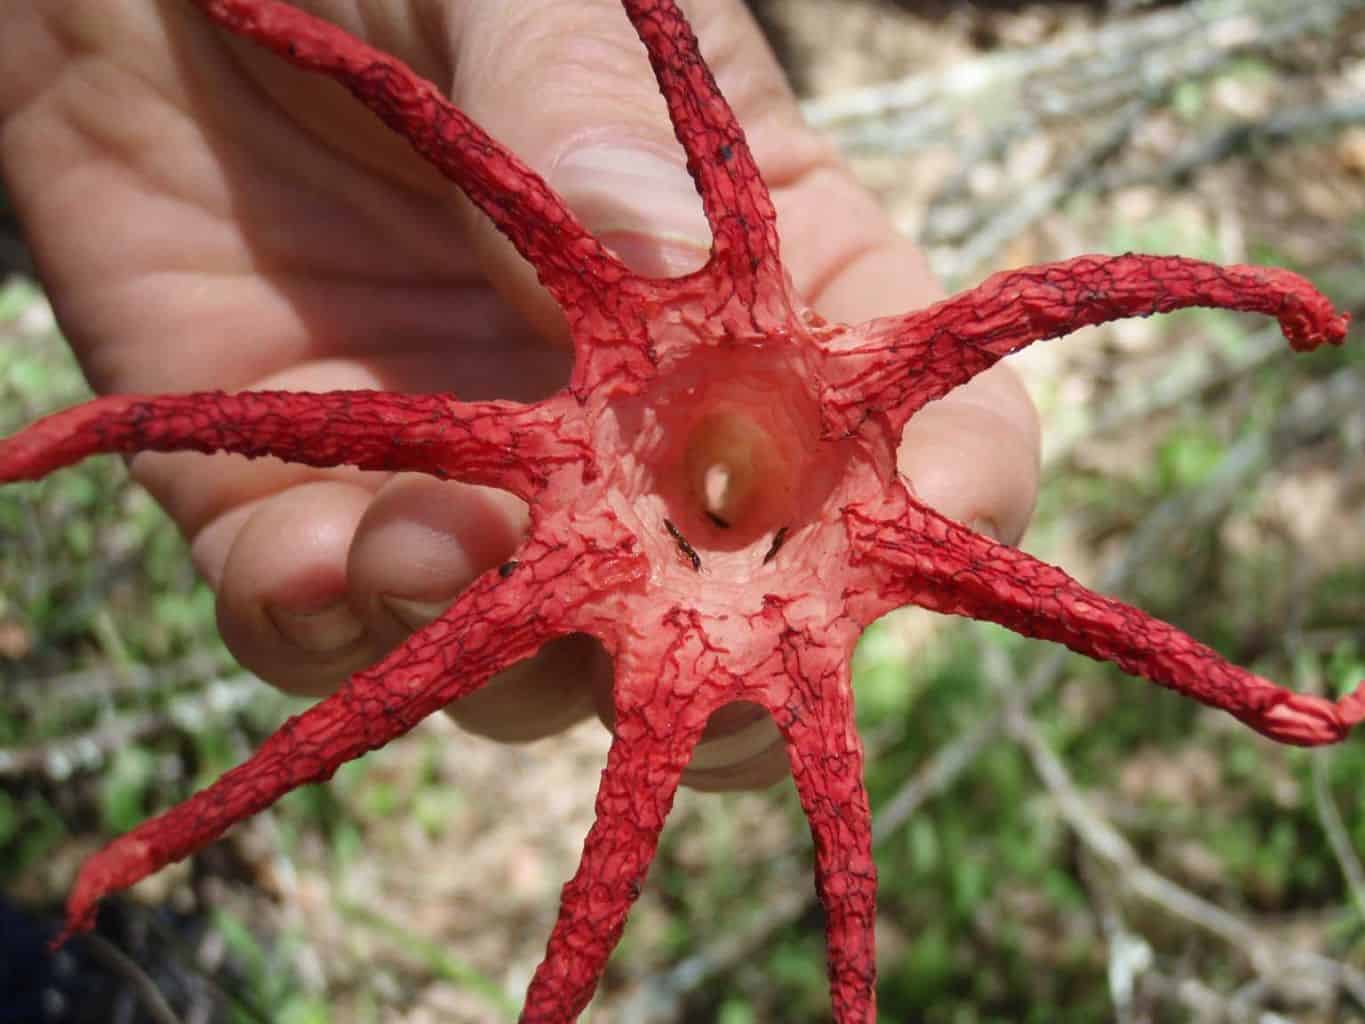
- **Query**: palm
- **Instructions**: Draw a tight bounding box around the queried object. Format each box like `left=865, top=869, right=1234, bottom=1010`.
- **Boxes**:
left=3, top=2, right=565, bottom=404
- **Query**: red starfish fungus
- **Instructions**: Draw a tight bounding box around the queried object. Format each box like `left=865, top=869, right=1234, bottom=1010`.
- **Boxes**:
left=2, top=1, right=1362, bottom=1019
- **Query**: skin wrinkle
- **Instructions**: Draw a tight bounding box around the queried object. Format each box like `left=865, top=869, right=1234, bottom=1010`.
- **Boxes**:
left=48, top=2, right=179, bottom=98
left=10, top=152, right=246, bottom=395
left=0, top=9, right=55, bottom=114
left=57, top=16, right=557, bottom=385
left=454, top=11, right=675, bottom=175
left=217, top=30, right=458, bottom=204
left=12, top=1, right=447, bottom=273
left=200, top=47, right=464, bottom=280
left=20, top=10, right=490, bottom=392
left=48, top=116, right=242, bottom=282
left=52, top=36, right=215, bottom=220
left=151, top=2, right=486, bottom=288
left=8, top=17, right=244, bottom=301
left=413, top=0, right=456, bottom=86
left=47, top=82, right=327, bottom=342
left=261, top=0, right=451, bottom=89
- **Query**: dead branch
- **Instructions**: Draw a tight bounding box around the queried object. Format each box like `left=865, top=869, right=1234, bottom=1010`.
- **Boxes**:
left=1004, top=700, right=1365, bottom=1011
left=75, top=932, right=185, bottom=1024
left=801, top=0, right=1363, bottom=280
left=0, top=675, right=260, bottom=780
left=6, top=648, right=238, bottom=709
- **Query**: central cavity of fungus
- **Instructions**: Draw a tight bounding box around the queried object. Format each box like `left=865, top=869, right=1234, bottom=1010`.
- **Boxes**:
left=687, top=409, right=768, bottom=529
left=684, top=408, right=785, bottom=532
left=609, top=344, right=849, bottom=576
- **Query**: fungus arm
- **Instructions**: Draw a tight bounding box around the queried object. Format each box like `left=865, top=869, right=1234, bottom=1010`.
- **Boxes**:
left=767, top=640, right=877, bottom=1023
left=845, top=494, right=1365, bottom=746
left=188, top=0, right=633, bottom=320
left=523, top=696, right=705, bottom=1020
left=0, top=392, right=590, bottom=501
left=622, top=0, right=787, bottom=319
left=55, top=532, right=643, bottom=946
left=820, top=255, right=1350, bottom=437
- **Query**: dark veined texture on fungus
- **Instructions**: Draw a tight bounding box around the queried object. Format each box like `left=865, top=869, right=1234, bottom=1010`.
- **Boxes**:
left=1, top=0, right=1362, bottom=1020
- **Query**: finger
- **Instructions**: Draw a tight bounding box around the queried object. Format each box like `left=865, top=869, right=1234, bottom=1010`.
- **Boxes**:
left=805, top=232, right=1041, bottom=547
left=442, top=0, right=840, bottom=328
left=682, top=706, right=790, bottom=792
left=347, top=473, right=611, bottom=741
left=212, top=479, right=375, bottom=696
left=897, top=362, right=1040, bottom=546
left=348, top=474, right=528, bottom=646
left=153, top=362, right=391, bottom=698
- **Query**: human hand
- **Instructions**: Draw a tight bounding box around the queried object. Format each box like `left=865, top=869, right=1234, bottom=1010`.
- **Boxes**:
left=0, top=0, right=1037, bottom=789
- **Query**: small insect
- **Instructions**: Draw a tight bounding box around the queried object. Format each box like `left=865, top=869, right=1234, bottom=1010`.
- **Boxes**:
left=663, top=517, right=702, bottom=572
left=762, top=526, right=789, bottom=565
left=497, top=560, right=519, bottom=579
left=704, top=509, right=731, bottom=529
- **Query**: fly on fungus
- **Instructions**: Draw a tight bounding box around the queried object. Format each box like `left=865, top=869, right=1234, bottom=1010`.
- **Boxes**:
left=1, top=1, right=1362, bottom=1020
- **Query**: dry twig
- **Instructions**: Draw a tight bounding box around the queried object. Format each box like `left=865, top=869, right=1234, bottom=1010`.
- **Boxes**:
left=76, top=931, right=185, bottom=1024
left=1004, top=699, right=1365, bottom=1011
left=0, top=674, right=260, bottom=779
left=800, top=0, right=1363, bottom=279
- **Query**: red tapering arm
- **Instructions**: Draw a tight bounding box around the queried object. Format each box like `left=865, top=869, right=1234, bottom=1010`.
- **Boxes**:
left=769, top=640, right=877, bottom=1023
left=622, top=0, right=785, bottom=303
left=820, top=254, right=1350, bottom=437
left=522, top=691, right=705, bottom=1021
left=55, top=527, right=643, bottom=946
left=0, top=392, right=591, bottom=501
left=187, top=0, right=632, bottom=316
left=845, top=492, right=1365, bottom=747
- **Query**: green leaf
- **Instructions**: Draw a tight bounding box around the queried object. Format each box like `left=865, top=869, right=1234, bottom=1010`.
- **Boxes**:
left=100, top=747, right=157, bottom=834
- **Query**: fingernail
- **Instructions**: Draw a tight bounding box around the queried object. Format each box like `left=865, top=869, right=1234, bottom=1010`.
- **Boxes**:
left=687, top=715, right=783, bottom=772
left=969, top=517, right=1002, bottom=542
left=267, top=601, right=365, bottom=655
left=551, top=143, right=711, bottom=277
left=381, top=595, right=451, bottom=633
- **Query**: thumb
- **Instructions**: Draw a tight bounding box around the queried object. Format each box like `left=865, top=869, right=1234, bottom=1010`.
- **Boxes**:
left=444, top=0, right=768, bottom=330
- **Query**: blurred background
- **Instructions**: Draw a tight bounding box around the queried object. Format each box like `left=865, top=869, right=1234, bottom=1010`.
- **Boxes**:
left=2, top=0, right=1363, bottom=1021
